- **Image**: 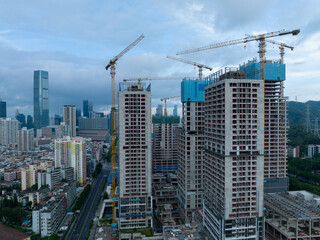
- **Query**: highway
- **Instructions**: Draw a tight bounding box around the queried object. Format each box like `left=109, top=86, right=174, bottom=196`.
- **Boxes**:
left=66, top=162, right=111, bottom=240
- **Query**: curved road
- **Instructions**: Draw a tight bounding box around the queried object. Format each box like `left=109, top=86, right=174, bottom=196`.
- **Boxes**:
left=66, top=163, right=111, bottom=240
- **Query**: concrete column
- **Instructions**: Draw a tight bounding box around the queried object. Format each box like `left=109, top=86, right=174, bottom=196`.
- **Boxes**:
left=309, top=219, right=312, bottom=240
left=296, top=219, right=298, bottom=240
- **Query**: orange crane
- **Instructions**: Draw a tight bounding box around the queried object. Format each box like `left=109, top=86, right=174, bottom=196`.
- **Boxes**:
left=176, top=29, right=300, bottom=80
left=167, top=55, right=212, bottom=80
left=161, top=96, right=180, bottom=116
left=105, top=34, right=144, bottom=239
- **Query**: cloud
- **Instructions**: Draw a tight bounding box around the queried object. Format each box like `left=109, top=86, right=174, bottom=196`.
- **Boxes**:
left=0, top=0, right=319, bottom=118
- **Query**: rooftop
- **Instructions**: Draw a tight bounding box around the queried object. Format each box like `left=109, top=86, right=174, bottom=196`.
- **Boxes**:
left=265, top=192, right=320, bottom=220
left=163, top=224, right=204, bottom=239
left=119, top=81, right=151, bottom=92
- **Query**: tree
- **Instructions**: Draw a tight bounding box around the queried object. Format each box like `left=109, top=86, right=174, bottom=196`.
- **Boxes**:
left=30, top=184, right=38, bottom=191
left=49, top=233, right=60, bottom=240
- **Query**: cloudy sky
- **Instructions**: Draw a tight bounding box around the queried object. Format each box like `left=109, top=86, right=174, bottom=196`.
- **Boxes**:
left=0, top=0, right=319, bottom=117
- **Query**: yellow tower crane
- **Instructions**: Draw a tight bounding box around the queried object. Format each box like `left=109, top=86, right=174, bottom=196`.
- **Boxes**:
left=123, top=77, right=182, bottom=85
left=264, top=39, right=294, bottom=64
left=176, top=29, right=300, bottom=80
left=245, top=33, right=295, bottom=63
left=105, top=34, right=144, bottom=239
left=167, top=55, right=212, bottom=80
left=161, top=96, right=180, bottom=116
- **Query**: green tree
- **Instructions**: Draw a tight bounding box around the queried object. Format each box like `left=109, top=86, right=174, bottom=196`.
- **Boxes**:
left=49, top=233, right=60, bottom=240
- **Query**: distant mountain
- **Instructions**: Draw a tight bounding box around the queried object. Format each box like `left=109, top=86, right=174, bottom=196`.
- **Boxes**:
left=288, top=101, right=320, bottom=127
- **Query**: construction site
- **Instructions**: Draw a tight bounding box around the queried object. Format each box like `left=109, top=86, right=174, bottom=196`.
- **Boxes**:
left=265, top=191, right=320, bottom=239
left=103, top=29, right=305, bottom=239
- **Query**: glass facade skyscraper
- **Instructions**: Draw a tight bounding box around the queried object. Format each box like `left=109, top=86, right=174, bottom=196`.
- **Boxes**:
left=34, top=70, right=49, bottom=130
left=0, top=100, right=6, bottom=118
left=83, top=100, right=93, bottom=118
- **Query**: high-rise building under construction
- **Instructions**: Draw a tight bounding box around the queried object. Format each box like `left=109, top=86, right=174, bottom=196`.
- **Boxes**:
left=240, top=59, right=288, bottom=192
left=177, top=79, right=206, bottom=222
left=118, top=82, right=152, bottom=229
left=203, top=68, right=265, bottom=239
left=152, top=116, right=180, bottom=174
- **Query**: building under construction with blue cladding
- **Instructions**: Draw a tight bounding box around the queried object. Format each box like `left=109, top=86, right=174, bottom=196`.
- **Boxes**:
left=239, top=58, right=286, bottom=81
left=177, top=79, right=207, bottom=222
left=240, top=59, right=289, bottom=193
left=181, top=79, right=209, bottom=102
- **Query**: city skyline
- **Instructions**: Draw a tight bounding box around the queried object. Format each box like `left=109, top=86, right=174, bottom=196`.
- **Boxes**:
left=0, top=1, right=319, bottom=117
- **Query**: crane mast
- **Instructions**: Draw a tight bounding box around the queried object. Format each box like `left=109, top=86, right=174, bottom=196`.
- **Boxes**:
left=105, top=34, right=144, bottom=240
left=161, top=96, right=180, bottom=116
left=167, top=55, right=212, bottom=80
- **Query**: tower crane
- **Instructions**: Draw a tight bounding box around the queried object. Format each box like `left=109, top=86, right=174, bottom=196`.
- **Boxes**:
left=105, top=34, right=144, bottom=239
left=244, top=34, right=294, bottom=64
left=167, top=55, right=212, bottom=80
left=123, top=77, right=183, bottom=84
left=264, top=39, right=294, bottom=64
left=161, top=96, right=180, bottom=116
left=176, top=29, right=300, bottom=80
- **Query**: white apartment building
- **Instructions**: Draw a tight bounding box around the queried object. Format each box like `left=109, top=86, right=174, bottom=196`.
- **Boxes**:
left=0, top=118, right=19, bottom=146
left=17, top=127, right=34, bottom=152
left=55, top=122, right=71, bottom=139
left=54, top=136, right=86, bottom=185
left=32, top=195, right=66, bottom=237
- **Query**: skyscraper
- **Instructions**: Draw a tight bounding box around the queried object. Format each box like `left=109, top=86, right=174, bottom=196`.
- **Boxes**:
left=63, top=105, right=76, bottom=137
left=173, top=104, right=178, bottom=117
left=16, top=113, right=26, bottom=128
left=155, top=104, right=163, bottom=117
left=76, top=108, right=81, bottom=126
left=203, top=68, right=264, bottom=240
left=0, top=99, right=6, bottom=118
left=83, top=100, right=93, bottom=118
left=118, top=82, right=152, bottom=229
left=54, top=114, right=63, bottom=126
left=26, top=115, right=34, bottom=129
left=34, top=70, right=49, bottom=130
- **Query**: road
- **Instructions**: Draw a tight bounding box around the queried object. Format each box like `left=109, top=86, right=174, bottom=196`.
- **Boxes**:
left=66, top=162, right=111, bottom=240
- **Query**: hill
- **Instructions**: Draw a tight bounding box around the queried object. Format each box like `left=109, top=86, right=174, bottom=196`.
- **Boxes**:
left=288, top=101, right=320, bottom=127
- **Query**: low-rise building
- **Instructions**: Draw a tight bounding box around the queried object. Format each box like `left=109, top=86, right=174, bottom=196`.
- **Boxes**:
left=32, top=195, right=66, bottom=237
left=4, top=171, right=16, bottom=181
left=308, top=144, right=320, bottom=158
